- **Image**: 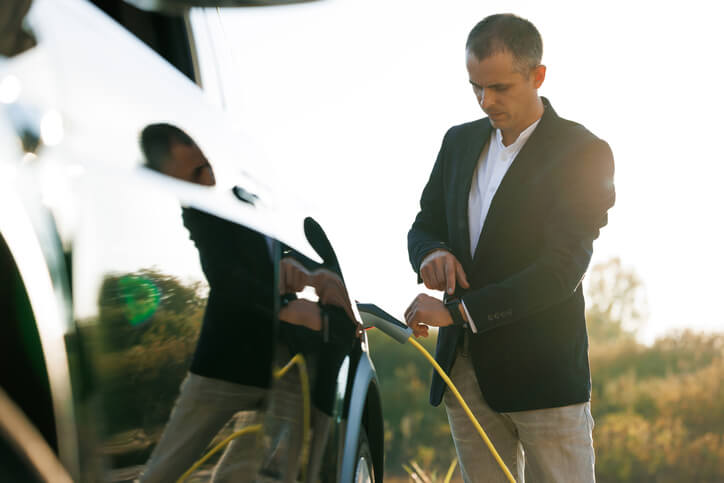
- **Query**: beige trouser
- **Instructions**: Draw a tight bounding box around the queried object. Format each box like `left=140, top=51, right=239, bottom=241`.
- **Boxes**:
left=140, top=374, right=268, bottom=483
left=141, top=368, right=304, bottom=483
left=443, top=351, right=595, bottom=483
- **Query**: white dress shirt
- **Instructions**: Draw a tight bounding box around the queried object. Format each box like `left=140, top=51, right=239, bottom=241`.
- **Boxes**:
left=462, top=118, right=541, bottom=332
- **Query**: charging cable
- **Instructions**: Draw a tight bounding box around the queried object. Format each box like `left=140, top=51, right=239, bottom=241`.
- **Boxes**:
left=178, top=302, right=517, bottom=483
left=409, top=337, right=516, bottom=483
left=176, top=424, right=263, bottom=482
left=176, top=354, right=311, bottom=483
left=357, top=303, right=516, bottom=483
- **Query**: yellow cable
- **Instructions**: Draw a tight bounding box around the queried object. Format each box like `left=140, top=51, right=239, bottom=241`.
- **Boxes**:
left=443, top=457, right=458, bottom=483
left=176, top=353, right=311, bottom=483
left=176, top=424, right=263, bottom=482
left=273, top=353, right=311, bottom=482
left=408, top=337, right=516, bottom=483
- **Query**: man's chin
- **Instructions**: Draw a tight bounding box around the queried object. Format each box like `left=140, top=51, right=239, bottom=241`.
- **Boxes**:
left=489, top=119, right=506, bottom=130
left=488, top=114, right=508, bottom=127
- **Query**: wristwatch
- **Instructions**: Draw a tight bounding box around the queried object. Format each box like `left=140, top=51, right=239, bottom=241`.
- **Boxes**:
left=444, top=298, right=467, bottom=327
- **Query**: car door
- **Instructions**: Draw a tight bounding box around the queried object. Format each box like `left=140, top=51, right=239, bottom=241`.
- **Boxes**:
left=6, top=1, right=365, bottom=481
left=15, top=0, right=282, bottom=480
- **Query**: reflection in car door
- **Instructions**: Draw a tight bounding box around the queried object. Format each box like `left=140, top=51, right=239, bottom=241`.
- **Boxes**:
left=21, top=1, right=280, bottom=480
left=9, top=1, right=375, bottom=481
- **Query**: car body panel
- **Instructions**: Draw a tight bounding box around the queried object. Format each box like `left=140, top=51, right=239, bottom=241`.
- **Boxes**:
left=1, top=0, right=383, bottom=481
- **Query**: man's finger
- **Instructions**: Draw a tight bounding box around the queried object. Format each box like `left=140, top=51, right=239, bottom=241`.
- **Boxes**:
left=405, top=306, right=417, bottom=325
left=405, top=300, right=426, bottom=327
left=445, top=260, right=456, bottom=295
left=404, top=300, right=413, bottom=321
left=322, top=293, right=355, bottom=320
left=455, top=261, right=470, bottom=289
left=422, top=267, right=437, bottom=290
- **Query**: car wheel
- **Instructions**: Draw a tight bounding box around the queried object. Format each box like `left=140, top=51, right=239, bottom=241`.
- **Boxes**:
left=353, top=427, right=375, bottom=483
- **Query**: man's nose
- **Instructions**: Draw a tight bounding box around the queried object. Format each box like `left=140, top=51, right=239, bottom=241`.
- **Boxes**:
left=479, top=89, right=493, bottom=110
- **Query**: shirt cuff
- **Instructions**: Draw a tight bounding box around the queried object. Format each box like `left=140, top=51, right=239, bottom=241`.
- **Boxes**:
left=460, top=300, right=477, bottom=333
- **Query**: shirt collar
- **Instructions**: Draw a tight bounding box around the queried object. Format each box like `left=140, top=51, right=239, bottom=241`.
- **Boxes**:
left=494, top=117, right=542, bottom=154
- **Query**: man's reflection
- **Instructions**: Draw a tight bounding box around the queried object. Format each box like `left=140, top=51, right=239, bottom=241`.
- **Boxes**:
left=140, top=124, right=215, bottom=186
left=137, top=124, right=357, bottom=482
left=139, top=123, right=274, bottom=482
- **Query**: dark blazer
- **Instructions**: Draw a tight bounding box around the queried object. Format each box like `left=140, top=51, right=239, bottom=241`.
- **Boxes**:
left=182, top=207, right=277, bottom=389
left=183, top=208, right=357, bottom=414
left=408, top=98, right=615, bottom=411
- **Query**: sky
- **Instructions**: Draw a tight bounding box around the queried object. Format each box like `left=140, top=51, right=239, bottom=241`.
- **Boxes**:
left=207, top=0, right=724, bottom=343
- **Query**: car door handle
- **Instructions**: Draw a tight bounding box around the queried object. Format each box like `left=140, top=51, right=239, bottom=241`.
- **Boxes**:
left=232, top=185, right=259, bottom=205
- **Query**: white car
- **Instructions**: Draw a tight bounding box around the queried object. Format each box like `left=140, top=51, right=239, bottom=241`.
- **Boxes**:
left=0, top=1, right=383, bottom=481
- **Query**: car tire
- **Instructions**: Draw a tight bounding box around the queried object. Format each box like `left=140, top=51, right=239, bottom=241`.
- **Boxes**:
left=353, top=426, right=375, bottom=483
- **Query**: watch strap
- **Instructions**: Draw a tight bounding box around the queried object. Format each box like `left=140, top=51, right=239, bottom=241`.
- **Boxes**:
left=444, top=298, right=467, bottom=327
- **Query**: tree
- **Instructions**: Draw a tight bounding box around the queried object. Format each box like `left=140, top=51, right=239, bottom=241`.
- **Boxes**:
left=585, top=257, right=647, bottom=343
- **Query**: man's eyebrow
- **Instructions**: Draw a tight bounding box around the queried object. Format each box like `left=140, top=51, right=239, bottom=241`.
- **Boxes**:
left=469, top=80, right=507, bottom=90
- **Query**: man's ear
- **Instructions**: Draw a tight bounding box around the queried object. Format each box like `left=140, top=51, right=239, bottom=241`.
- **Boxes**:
left=532, top=64, right=546, bottom=89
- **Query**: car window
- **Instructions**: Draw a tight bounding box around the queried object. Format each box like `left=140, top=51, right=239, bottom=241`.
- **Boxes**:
left=89, top=0, right=197, bottom=82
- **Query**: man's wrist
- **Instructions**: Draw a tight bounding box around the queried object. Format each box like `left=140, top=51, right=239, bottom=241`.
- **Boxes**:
left=444, top=298, right=467, bottom=327
left=420, top=248, right=448, bottom=268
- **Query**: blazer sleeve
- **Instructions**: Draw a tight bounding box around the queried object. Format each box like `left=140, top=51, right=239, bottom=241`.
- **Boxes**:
left=408, top=128, right=454, bottom=278
left=182, top=208, right=275, bottom=319
left=461, top=137, right=615, bottom=332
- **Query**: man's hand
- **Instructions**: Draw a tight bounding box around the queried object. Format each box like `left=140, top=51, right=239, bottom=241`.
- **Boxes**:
left=420, top=249, right=470, bottom=295
left=279, top=257, right=311, bottom=294
left=279, top=299, right=322, bottom=331
left=310, top=269, right=355, bottom=320
left=404, top=294, right=453, bottom=338
left=280, top=257, right=355, bottom=321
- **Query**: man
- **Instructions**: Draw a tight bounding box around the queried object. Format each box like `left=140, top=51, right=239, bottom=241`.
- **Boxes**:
left=405, top=14, right=615, bottom=482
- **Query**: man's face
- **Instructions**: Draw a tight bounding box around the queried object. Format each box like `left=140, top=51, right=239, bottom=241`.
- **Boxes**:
left=466, top=50, right=545, bottom=136
left=163, top=140, right=215, bottom=186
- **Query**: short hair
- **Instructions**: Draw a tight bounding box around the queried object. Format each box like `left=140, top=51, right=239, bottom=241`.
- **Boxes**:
left=140, top=123, right=194, bottom=172
left=466, top=14, right=543, bottom=74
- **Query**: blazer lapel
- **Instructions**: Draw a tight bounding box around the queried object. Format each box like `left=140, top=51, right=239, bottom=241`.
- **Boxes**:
left=457, top=119, right=492, bottom=267
left=471, top=99, right=560, bottom=265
